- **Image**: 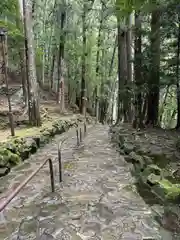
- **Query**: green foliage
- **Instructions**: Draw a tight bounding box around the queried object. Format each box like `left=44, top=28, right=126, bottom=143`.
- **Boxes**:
left=0, top=20, right=23, bottom=40
left=0, top=0, right=17, bottom=14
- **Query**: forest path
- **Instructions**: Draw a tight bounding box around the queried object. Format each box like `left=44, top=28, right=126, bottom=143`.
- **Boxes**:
left=0, top=124, right=173, bottom=239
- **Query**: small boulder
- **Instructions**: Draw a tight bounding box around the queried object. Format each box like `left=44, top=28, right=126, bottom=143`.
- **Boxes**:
left=129, top=151, right=144, bottom=169
left=147, top=173, right=161, bottom=186
left=152, top=179, right=180, bottom=202
left=140, top=164, right=162, bottom=186
left=118, top=134, right=125, bottom=146
left=143, top=155, right=153, bottom=164
left=0, top=166, right=10, bottom=177
left=123, top=143, right=134, bottom=154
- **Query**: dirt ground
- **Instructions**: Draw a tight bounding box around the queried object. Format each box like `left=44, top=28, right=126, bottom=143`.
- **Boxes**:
left=0, top=83, right=73, bottom=142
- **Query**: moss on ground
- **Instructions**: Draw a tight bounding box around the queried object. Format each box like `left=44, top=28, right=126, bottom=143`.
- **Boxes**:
left=0, top=115, right=88, bottom=177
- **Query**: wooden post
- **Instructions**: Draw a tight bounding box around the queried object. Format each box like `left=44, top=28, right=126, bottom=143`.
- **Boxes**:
left=95, top=86, right=99, bottom=123
left=0, top=28, right=15, bottom=136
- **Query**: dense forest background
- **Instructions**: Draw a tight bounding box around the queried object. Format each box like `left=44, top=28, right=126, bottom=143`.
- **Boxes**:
left=0, top=0, right=180, bottom=132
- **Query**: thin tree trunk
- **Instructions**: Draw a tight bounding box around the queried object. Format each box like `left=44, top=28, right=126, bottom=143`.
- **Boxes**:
left=176, top=13, right=180, bottom=129
left=1, top=33, right=15, bottom=136
left=106, top=36, right=117, bottom=122
left=116, top=22, right=122, bottom=123
left=159, top=86, right=170, bottom=124
left=50, top=51, right=56, bottom=90
left=109, top=35, right=117, bottom=77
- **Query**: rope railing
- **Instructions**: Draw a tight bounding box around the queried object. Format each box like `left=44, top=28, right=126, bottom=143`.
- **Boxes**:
left=0, top=158, right=55, bottom=213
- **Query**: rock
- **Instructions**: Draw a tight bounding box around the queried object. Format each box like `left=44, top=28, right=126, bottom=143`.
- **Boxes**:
left=176, top=137, right=180, bottom=151
left=146, top=164, right=161, bottom=175
left=140, top=165, right=162, bottom=187
left=141, top=164, right=162, bottom=182
left=160, top=206, right=180, bottom=233
left=149, top=148, right=169, bottom=167
left=123, top=143, right=134, bottom=154
left=172, top=167, right=180, bottom=179
left=152, top=179, right=180, bottom=202
left=39, top=232, right=55, bottom=240
left=0, top=147, right=21, bottom=166
left=129, top=151, right=144, bottom=169
left=0, top=166, right=10, bottom=177
left=147, top=173, right=161, bottom=186
left=136, top=147, right=151, bottom=156
left=143, top=155, right=153, bottom=164
left=118, top=134, right=125, bottom=146
left=24, top=137, right=37, bottom=154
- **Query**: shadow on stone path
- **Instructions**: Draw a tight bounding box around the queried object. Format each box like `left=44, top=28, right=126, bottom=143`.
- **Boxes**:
left=0, top=124, right=175, bottom=239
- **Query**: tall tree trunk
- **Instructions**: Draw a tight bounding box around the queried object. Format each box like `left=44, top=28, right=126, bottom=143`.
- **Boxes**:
left=80, top=3, right=86, bottom=115
left=50, top=50, right=56, bottom=90
left=106, top=36, right=117, bottom=122
left=95, top=4, right=103, bottom=121
left=15, top=1, right=27, bottom=103
left=116, top=21, right=127, bottom=123
left=23, top=0, right=41, bottom=126
left=57, top=9, right=66, bottom=113
left=116, top=22, right=122, bottom=123
left=126, top=14, right=133, bottom=121
left=146, top=8, right=160, bottom=126
left=176, top=13, right=180, bottom=129
left=57, top=11, right=65, bottom=101
left=133, top=11, right=143, bottom=128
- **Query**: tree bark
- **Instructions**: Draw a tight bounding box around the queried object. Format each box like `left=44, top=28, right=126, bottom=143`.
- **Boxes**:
left=15, top=1, right=27, bottom=103
left=23, top=0, right=41, bottom=126
left=116, top=20, right=127, bottom=123
left=146, top=8, right=161, bottom=126
left=80, top=4, right=86, bottom=115
left=126, top=14, right=133, bottom=121
left=57, top=10, right=66, bottom=110
left=1, top=33, right=15, bottom=136
left=133, top=11, right=143, bottom=128
left=176, top=13, right=180, bottom=129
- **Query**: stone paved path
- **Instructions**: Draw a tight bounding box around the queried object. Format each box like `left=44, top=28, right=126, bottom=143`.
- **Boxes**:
left=0, top=124, right=174, bottom=239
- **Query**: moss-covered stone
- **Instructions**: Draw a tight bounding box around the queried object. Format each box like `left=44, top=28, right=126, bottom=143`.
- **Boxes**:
left=142, top=155, right=153, bottom=165
left=0, top=147, right=21, bottom=167
left=145, top=164, right=161, bottom=175
left=139, top=164, right=162, bottom=187
left=147, top=173, right=161, bottom=185
left=129, top=151, right=144, bottom=169
left=123, top=143, right=134, bottom=154
left=176, top=137, right=180, bottom=151
left=156, top=179, right=180, bottom=200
